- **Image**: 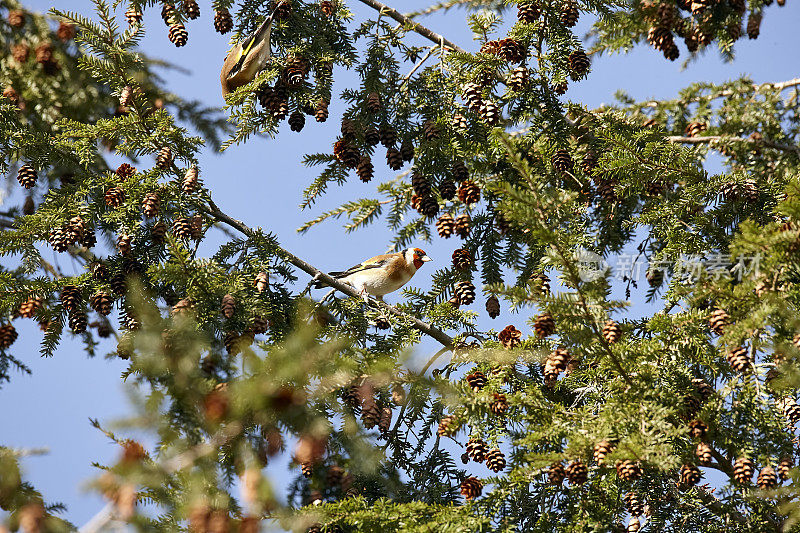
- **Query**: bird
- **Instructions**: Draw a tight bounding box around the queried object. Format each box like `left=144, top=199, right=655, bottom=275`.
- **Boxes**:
left=220, top=12, right=275, bottom=97
left=313, top=248, right=432, bottom=301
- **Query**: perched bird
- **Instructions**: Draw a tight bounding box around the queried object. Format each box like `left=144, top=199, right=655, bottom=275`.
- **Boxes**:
left=314, top=248, right=432, bottom=300
left=220, top=12, right=275, bottom=97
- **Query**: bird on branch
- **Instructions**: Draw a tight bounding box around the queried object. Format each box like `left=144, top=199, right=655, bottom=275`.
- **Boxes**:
left=220, top=11, right=275, bottom=97
left=313, top=248, right=432, bottom=301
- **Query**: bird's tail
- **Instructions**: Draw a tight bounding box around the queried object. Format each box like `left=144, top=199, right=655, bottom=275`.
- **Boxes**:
left=311, top=272, right=345, bottom=289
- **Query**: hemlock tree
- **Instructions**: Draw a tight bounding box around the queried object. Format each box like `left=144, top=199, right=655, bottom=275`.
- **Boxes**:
left=1, top=0, right=800, bottom=531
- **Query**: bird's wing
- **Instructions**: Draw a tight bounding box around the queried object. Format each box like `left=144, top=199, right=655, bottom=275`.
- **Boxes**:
left=330, top=254, right=397, bottom=278
left=227, top=13, right=273, bottom=79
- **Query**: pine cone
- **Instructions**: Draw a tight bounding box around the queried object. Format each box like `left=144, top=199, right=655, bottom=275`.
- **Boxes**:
left=314, top=99, right=329, bottom=122
left=379, top=124, right=398, bottom=147
left=437, top=415, right=458, bottom=436
left=566, top=460, right=588, bottom=485
left=549, top=462, right=566, bottom=484
left=692, top=377, right=714, bottom=401
left=533, top=313, right=555, bottom=338
left=11, top=43, right=29, bottom=64
left=628, top=517, right=641, bottom=533
left=479, top=101, right=501, bottom=126
left=172, top=217, right=193, bottom=240
left=361, top=127, right=379, bottom=147
left=69, top=310, right=88, bottom=333
left=485, top=448, right=506, bottom=472
left=436, top=214, right=455, bottom=238
left=437, top=179, right=455, bottom=202
left=685, top=121, right=707, bottom=137
left=463, top=82, right=484, bottom=113
left=454, top=280, right=475, bottom=305
left=507, top=66, right=529, bottom=92
left=61, top=285, right=82, bottom=312
left=400, top=139, right=415, bottom=162
left=109, top=271, right=127, bottom=296
left=778, top=456, right=793, bottom=481
left=568, top=50, right=590, bottom=79
left=214, top=9, right=233, bottom=34
left=333, top=139, right=359, bottom=168
left=690, top=0, right=714, bottom=14
left=18, top=296, right=43, bottom=319
left=455, top=214, right=471, bottom=238
left=466, top=371, right=487, bottom=391
left=498, top=325, right=522, bottom=349
left=320, top=0, right=335, bottom=17
left=273, top=0, right=292, bottom=21
left=551, top=149, right=573, bottom=173
left=151, top=222, right=167, bottom=244
left=90, top=292, right=113, bottom=315
left=16, top=165, right=37, bottom=189
left=593, top=440, right=615, bottom=465
left=466, top=438, right=488, bottom=462
left=422, top=119, right=440, bottom=142
left=125, top=7, right=143, bottom=25
left=616, top=460, right=642, bottom=481
left=485, top=295, right=500, bottom=318
left=182, top=166, right=200, bottom=193
left=518, top=1, right=540, bottom=23
left=708, top=308, right=729, bottom=335
left=458, top=180, right=481, bottom=205
left=451, top=248, right=472, bottom=270
left=386, top=148, right=403, bottom=170
left=141, top=192, right=160, bottom=218
left=679, top=464, right=701, bottom=486
left=161, top=3, right=176, bottom=24
left=411, top=171, right=431, bottom=197
left=183, top=0, right=200, bottom=19
left=688, top=419, right=708, bottom=438
left=726, top=346, right=751, bottom=372
left=460, top=476, right=483, bottom=500
left=544, top=347, right=570, bottom=384
left=757, top=466, right=777, bottom=489
left=419, top=196, right=439, bottom=218
left=625, top=492, right=644, bottom=516
left=559, top=0, right=579, bottom=26
left=778, top=396, right=800, bottom=425
left=355, top=156, right=374, bottom=183
left=288, top=111, right=305, bottom=132
left=169, top=22, right=188, bottom=47
left=490, top=392, right=508, bottom=416
left=695, top=442, right=712, bottom=465
left=221, top=294, right=236, bottom=318
left=0, top=324, right=18, bottom=349
left=8, top=9, right=25, bottom=28
left=734, top=456, right=754, bottom=484
left=156, top=147, right=173, bottom=169
left=602, top=320, right=621, bottom=343
left=361, top=399, right=380, bottom=429
left=452, top=112, right=468, bottom=130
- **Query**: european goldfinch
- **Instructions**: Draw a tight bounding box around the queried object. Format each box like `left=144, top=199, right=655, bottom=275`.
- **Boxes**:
left=314, top=248, right=432, bottom=301
left=220, top=12, right=275, bottom=97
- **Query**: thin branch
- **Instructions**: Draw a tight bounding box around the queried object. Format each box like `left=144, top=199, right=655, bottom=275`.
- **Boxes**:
left=203, top=200, right=454, bottom=348
left=356, top=0, right=466, bottom=53
left=694, top=487, right=748, bottom=527
left=642, top=77, right=800, bottom=108
left=667, top=135, right=800, bottom=155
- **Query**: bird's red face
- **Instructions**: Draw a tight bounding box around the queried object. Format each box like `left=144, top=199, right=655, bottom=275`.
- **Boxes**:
left=412, top=248, right=432, bottom=269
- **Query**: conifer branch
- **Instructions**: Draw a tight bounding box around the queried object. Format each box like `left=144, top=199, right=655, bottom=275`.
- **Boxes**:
left=643, top=77, right=800, bottom=108
left=204, top=200, right=455, bottom=348
left=667, top=135, right=800, bottom=155
left=356, top=0, right=466, bottom=53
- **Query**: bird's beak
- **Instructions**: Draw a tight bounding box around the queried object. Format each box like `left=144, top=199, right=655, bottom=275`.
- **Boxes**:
left=422, top=255, right=432, bottom=262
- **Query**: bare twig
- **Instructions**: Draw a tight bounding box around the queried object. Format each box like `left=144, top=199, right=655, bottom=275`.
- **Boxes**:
left=643, top=78, right=800, bottom=108
left=667, top=135, right=800, bottom=155
left=356, top=0, right=466, bottom=53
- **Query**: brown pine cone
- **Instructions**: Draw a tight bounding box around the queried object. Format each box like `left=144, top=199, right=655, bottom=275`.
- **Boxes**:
left=479, top=101, right=501, bottom=126
left=142, top=192, right=160, bottom=218
left=568, top=50, right=590, bottom=79
left=437, top=415, right=458, bottom=436
left=518, top=1, right=540, bottom=23
left=485, top=448, right=506, bottom=472
left=214, top=8, right=233, bottom=34
left=436, top=214, right=455, bottom=238
left=18, top=296, right=43, bottom=318
left=544, top=347, right=570, bottom=383
left=695, top=442, right=712, bottom=465
left=221, top=294, right=236, bottom=318
left=454, top=280, right=475, bottom=305
left=602, top=320, right=621, bottom=343
left=422, top=119, right=440, bottom=142
left=320, top=0, right=335, bottom=17
left=499, top=325, right=521, bottom=349
left=386, top=148, right=403, bottom=170
left=466, top=371, right=487, bottom=391
left=183, top=0, right=200, bottom=19
left=11, top=43, right=29, bottom=63
left=60, top=285, right=82, bottom=312
left=0, top=324, right=19, bottom=349
left=69, top=310, right=88, bottom=333
left=485, top=295, right=500, bottom=319
left=593, top=440, right=615, bottom=465
left=460, top=476, right=483, bottom=500
left=333, top=139, right=359, bottom=168
left=156, top=147, right=173, bottom=169
left=172, top=217, right=193, bottom=240
left=168, top=22, right=188, bottom=47
left=452, top=161, right=469, bottom=182
left=551, top=149, right=573, bottom=173
left=778, top=456, right=793, bottom=481
left=679, top=464, right=701, bottom=486
left=624, top=492, right=644, bottom=516
left=685, top=121, right=707, bottom=138
left=314, top=99, right=329, bottom=122
left=454, top=214, right=470, bottom=239
left=757, top=466, right=777, bottom=489
left=708, top=308, right=729, bottom=335
left=688, top=419, right=708, bottom=438
left=8, top=9, right=25, bottom=28
left=734, top=456, right=754, bottom=484
left=57, top=21, right=76, bottom=42
left=616, top=460, right=642, bottom=481
left=458, top=180, right=480, bottom=205
left=125, top=7, right=143, bottom=25
left=549, top=462, right=566, bottom=484
left=559, top=0, right=579, bottom=26
left=746, top=12, right=761, bottom=39
left=288, top=111, right=305, bottom=132
left=379, top=124, right=398, bottom=147
left=490, top=392, right=508, bottom=416
left=16, top=165, right=37, bottom=189
left=726, top=346, right=751, bottom=373
left=466, top=438, right=488, bottom=462
left=565, top=460, right=588, bottom=485
left=90, top=292, right=113, bottom=315
left=533, top=313, right=555, bottom=338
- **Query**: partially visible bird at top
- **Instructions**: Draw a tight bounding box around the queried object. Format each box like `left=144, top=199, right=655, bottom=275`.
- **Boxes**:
left=313, top=248, right=433, bottom=301
left=220, top=12, right=275, bottom=97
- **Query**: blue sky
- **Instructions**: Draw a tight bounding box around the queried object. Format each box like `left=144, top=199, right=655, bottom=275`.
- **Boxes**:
left=3, top=0, right=800, bottom=526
